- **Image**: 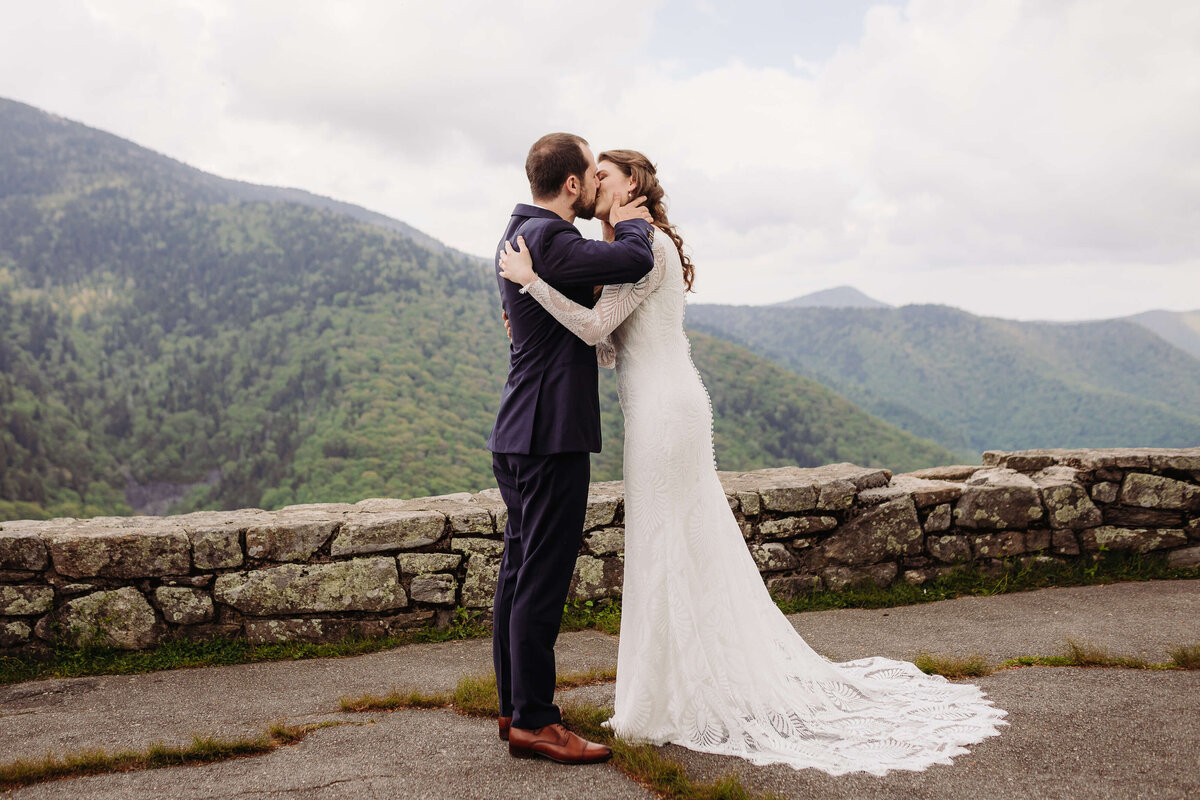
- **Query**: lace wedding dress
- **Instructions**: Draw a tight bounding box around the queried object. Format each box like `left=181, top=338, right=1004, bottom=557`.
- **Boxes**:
left=521, top=231, right=1007, bottom=774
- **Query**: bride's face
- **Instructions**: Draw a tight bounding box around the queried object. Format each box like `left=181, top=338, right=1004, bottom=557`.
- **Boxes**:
left=594, top=160, right=637, bottom=220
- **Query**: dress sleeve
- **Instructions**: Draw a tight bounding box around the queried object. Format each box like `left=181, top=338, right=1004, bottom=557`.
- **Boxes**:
left=596, top=336, right=616, bottom=369
left=522, top=233, right=668, bottom=347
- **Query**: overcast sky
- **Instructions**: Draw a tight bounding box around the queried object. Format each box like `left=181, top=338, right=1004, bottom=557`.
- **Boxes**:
left=2, top=0, right=1198, bottom=320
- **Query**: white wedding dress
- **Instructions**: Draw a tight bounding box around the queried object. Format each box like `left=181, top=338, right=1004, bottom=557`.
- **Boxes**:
left=521, top=230, right=1006, bottom=774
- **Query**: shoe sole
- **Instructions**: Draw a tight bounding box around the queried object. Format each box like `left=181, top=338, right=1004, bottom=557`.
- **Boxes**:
left=508, top=743, right=612, bottom=764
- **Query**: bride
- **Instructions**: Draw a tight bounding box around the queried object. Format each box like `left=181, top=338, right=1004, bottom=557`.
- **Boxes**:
left=497, top=149, right=1006, bottom=775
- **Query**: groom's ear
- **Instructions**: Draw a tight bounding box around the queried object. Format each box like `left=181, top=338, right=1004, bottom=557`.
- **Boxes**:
left=563, top=174, right=579, bottom=197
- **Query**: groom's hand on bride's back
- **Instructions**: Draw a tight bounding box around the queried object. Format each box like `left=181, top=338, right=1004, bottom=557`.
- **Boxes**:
left=608, top=191, right=652, bottom=227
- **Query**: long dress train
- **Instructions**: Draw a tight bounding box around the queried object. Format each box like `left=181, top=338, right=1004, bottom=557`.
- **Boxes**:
left=520, top=231, right=1007, bottom=775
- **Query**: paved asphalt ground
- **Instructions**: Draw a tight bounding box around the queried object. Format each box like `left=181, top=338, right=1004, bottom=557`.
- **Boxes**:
left=2, top=580, right=1197, bottom=799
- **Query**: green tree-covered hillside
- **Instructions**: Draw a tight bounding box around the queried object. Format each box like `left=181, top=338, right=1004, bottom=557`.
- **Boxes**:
left=0, top=97, right=955, bottom=520
left=686, top=303, right=1200, bottom=457
left=593, top=331, right=956, bottom=479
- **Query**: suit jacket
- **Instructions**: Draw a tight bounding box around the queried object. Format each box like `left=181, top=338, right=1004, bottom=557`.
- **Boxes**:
left=487, top=203, right=654, bottom=454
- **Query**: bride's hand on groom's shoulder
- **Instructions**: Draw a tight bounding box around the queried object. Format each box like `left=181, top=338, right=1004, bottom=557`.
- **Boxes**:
left=608, top=191, right=652, bottom=227
left=498, top=236, right=537, bottom=287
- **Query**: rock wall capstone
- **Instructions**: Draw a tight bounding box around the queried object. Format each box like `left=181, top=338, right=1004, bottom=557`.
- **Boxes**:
left=2, top=448, right=1198, bottom=655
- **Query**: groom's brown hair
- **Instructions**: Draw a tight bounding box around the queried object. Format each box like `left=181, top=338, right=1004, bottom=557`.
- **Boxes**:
left=526, top=133, right=589, bottom=201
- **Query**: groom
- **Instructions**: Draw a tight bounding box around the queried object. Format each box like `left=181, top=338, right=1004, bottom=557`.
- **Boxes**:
left=488, top=132, right=654, bottom=764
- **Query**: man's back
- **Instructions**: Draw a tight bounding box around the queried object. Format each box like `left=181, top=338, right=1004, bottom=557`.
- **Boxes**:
left=487, top=203, right=654, bottom=455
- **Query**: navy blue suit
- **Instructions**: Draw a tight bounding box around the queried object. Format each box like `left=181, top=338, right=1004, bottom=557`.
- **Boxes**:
left=489, top=203, right=653, bottom=729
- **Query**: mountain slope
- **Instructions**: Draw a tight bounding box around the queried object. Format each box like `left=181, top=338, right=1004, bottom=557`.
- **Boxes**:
left=593, top=331, right=956, bottom=479
left=686, top=303, right=1200, bottom=456
left=0, top=98, right=459, bottom=258
left=1125, top=309, right=1200, bottom=361
left=0, top=97, right=954, bottom=519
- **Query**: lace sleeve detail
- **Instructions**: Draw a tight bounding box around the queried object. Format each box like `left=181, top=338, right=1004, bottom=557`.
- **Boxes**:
left=522, top=233, right=668, bottom=346
left=596, top=336, right=616, bottom=369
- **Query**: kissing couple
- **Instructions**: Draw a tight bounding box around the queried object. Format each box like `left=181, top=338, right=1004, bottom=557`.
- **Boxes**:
left=487, top=132, right=1006, bottom=772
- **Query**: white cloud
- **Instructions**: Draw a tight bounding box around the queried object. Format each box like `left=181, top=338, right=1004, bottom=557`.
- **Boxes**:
left=632, top=0, right=1200, bottom=314
left=199, top=0, right=658, bottom=165
left=0, top=0, right=1197, bottom=319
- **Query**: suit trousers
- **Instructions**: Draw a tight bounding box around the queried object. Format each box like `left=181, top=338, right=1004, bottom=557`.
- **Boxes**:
left=491, top=450, right=590, bottom=730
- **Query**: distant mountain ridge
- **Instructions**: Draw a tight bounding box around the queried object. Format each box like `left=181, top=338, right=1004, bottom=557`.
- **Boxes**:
left=772, top=286, right=891, bottom=309
left=0, top=96, right=954, bottom=520
left=686, top=302, right=1200, bottom=458
left=1124, top=309, right=1200, bottom=361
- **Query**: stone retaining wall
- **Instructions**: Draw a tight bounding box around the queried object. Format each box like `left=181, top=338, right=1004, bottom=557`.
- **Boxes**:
left=2, top=448, right=1198, bottom=655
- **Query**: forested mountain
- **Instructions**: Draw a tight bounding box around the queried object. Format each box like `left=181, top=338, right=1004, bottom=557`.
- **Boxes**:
left=686, top=303, right=1200, bottom=458
left=591, top=331, right=953, bottom=481
left=1125, top=309, right=1200, bottom=361
left=0, top=98, right=954, bottom=520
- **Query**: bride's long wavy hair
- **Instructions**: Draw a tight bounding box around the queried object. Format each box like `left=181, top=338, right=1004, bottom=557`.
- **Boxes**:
left=598, top=150, right=695, bottom=292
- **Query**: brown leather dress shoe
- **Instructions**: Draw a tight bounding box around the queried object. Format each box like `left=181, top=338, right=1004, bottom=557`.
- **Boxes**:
left=498, top=716, right=512, bottom=741
left=508, top=723, right=612, bottom=764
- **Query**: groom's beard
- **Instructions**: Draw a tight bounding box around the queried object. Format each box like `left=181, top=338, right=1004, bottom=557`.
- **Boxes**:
left=572, top=190, right=597, bottom=221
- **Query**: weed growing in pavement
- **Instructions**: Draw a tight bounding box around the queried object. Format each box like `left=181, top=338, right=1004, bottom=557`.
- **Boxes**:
left=340, top=667, right=615, bottom=715
left=451, top=673, right=502, bottom=716
left=1168, top=643, right=1200, bottom=670
left=0, top=723, right=341, bottom=791
left=912, top=653, right=993, bottom=679
left=914, top=637, right=1199, bottom=677
left=340, top=689, right=450, bottom=713
left=999, top=638, right=1181, bottom=670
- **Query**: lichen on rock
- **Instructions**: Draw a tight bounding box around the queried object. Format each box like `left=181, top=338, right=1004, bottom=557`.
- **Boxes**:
left=59, top=587, right=160, bottom=649
left=213, top=557, right=406, bottom=615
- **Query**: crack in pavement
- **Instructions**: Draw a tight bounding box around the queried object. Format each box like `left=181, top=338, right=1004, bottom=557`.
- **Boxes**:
left=219, top=775, right=395, bottom=798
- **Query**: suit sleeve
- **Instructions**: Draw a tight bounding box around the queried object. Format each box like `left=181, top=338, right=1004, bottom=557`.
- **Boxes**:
left=521, top=235, right=668, bottom=346
left=533, top=219, right=654, bottom=286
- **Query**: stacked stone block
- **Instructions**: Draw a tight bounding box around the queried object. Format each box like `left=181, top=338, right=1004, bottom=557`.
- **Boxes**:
left=1, top=448, right=1197, bottom=655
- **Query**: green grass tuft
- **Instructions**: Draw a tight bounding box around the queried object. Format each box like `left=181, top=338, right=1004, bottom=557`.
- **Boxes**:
left=912, top=653, right=993, bottom=679
left=1168, top=643, right=1200, bottom=670
left=999, top=639, right=1183, bottom=670
left=265, top=723, right=325, bottom=745
left=0, top=724, right=337, bottom=791
left=616, top=740, right=693, bottom=797
left=1003, top=654, right=1073, bottom=668
left=1062, top=639, right=1117, bottom=667
left=560, top=702, right=612, bottom=741
left=339, top=666, right=617, bottom=716
left=340, top=689, right=450, bottom=713
left=1062, top=639, right=1152, bottom=669
left=918, top=637, right=1199, bottom=674
left=451, top=674, right=501, bottom=717
left=556, top=665, right=618, bottom=689
left=612, top=737, right=777, bottom=800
